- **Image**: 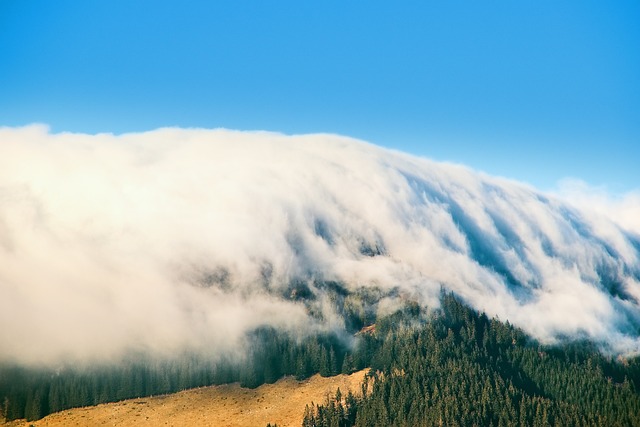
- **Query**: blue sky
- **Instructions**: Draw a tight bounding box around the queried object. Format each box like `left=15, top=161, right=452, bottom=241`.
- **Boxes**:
left=1, top=1, right=639, bottom=192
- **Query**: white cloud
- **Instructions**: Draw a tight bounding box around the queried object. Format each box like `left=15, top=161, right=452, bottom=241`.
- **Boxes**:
left=0, top=125, right=639, bottom=365
left=555, top=178, right=640, bottom=236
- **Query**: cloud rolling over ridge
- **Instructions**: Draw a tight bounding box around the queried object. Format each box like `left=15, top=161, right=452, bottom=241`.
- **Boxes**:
left=1, top=125, right=639, bottom=365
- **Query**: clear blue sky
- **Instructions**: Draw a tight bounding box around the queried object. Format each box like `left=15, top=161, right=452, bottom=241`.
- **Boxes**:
left=1, top=1, right=639, bottom=192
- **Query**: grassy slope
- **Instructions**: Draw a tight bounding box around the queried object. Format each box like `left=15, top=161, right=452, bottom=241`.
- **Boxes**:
left=3, top=370, right=367, bottom=427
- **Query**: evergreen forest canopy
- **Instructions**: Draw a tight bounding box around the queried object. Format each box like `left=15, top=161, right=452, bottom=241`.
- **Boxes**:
left=303, top=294, right=640, bottom=426
left=1, top=286, right=640, bottom=425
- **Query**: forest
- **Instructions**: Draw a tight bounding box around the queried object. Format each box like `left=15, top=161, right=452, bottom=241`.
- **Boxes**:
left=2, top=287, right=640, bottom=425
left=302, top=295, right=640, bottom=426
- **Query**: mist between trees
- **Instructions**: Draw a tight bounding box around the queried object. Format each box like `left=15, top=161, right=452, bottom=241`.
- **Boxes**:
left=3, top=291, right=640, bottom=424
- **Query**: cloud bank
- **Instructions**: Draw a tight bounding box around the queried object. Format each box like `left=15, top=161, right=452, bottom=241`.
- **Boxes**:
left=1, top=125, right=639, bottom=365
left=555, top=178, right=640, bottom=237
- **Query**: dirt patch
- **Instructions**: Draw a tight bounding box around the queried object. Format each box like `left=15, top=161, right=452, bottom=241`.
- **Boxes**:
left=4, top=370, right=367, bottom=427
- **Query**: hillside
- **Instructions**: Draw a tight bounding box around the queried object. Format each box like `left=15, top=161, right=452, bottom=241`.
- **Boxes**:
left=2, top=370, right=367, bottom=427
left=3, top=295, right=640, bottom=426
left=304, top=296, right=640, bottom=426
left=1, top=128, right=640, bottom=424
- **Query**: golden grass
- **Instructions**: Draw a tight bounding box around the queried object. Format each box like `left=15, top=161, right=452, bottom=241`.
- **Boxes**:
left=4, top=369, right=367, bottom=427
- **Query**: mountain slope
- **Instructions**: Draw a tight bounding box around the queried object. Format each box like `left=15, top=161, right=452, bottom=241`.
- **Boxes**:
left=2, top=370, right=367, bottom=427
left=305, top=296, right=640, bottom=426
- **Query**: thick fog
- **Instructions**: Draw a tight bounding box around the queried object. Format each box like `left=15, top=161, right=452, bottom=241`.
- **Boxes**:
left=1, top=125, right=639, bottom=365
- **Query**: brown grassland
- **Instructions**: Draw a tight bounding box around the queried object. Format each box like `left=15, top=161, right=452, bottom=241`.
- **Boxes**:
left=3, top=369, right=367, bottom=427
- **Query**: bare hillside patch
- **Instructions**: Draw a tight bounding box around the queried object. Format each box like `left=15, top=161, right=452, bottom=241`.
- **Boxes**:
left=3, top=370, right=367, bottom=427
